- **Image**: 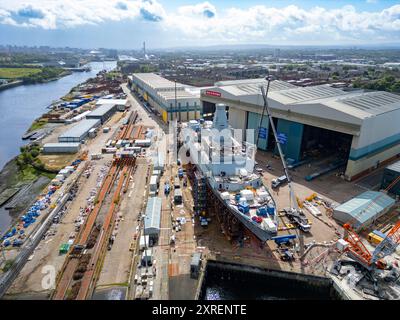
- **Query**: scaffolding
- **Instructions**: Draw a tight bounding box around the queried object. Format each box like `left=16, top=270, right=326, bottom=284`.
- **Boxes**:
left=193, top=170, right=207, bottom=216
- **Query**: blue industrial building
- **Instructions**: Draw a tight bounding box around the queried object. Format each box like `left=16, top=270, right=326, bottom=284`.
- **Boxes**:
left=200, top=78, right=400, bottom=180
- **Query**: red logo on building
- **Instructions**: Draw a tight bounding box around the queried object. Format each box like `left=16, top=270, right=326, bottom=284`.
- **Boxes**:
left=205, top=90, right=221, bottom=97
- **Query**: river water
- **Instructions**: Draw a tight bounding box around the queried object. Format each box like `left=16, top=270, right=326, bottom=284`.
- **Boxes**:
left=0, top=61, right=117, bottom=233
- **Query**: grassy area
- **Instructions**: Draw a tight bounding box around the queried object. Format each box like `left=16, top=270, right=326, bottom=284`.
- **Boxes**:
left=16, top=145, right=57, bottom=182
left=28, top=118, right=48, bottom=132
left=0, top=67, right=41, bottom=79
left=17, top=165, right=56, bottom=182
left=0, top=66, right=69, bottom=84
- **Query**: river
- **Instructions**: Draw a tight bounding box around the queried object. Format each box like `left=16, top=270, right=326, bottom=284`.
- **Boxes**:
left=0, top=61, right=117, bottom=171
left=0, top=61, right=117, bottom=233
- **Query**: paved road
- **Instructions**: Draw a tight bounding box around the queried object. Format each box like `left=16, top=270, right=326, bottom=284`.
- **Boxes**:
left=122, top=84, right=172, bottom=300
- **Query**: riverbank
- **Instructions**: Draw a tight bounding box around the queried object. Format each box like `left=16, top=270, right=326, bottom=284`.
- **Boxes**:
left=0, top=70, right=72, bottom=92
left=0, top=80, right=23, bottom=92
left=0, top=157, right=53, bottom=234
left=0, top=61, right=117, bottom=234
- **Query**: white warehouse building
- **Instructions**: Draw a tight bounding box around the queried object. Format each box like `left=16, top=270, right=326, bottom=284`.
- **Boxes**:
left=58, top=119, right=101, bottom=143
left=128, top=73, right=202, bottom=123
left=200, top=78, right=400, bottom=180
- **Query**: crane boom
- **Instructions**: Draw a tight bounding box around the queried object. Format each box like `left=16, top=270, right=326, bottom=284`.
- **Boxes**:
left=371, top=220, right=400, bottom=267
left=260, top=83, right=298, bottom=210
left=342, top=174, right=400, bottom=269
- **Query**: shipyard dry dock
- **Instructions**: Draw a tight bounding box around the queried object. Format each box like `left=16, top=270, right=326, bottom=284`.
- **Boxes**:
left=198, top=260, right=343, bottom=300
left=2, top=78, right=399, bottom=301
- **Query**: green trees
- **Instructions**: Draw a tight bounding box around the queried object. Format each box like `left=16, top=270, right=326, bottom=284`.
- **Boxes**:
left=22, top=67, right=66, bottom=84
left=16, top=144, right=42, bottom=169
left=353, top=74, right=400, bottom=93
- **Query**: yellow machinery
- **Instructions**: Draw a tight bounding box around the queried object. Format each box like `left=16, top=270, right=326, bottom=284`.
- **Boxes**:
left=367, top=231, right=385, bottom=245
left=296, top=196, right=304, bottom=208
left=305, top=193, right=317, bottom=202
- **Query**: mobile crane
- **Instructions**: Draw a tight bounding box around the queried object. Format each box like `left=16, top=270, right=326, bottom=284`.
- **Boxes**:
left=343, top=174, right=400, bottom=271
left=260, top=78, right=310, bottom=253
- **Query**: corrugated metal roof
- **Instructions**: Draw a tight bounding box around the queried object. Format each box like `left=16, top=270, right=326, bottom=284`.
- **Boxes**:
left=43, top=142, right=81, bottom=148
left=334, top=191, right=395, bottom=225
left=87, top=104, right=115, bottom=117
left=339, top=91, right=400, bottom=116
left=132, top=73, right=186, bottom=90
left=152, top=153, right=165, bottom=168
left=96, top=98, right=127, bottom=105
left=386, top=160, right=400, bottom=173
left=216, top=78, right=267, bottom=86
left=219, top=80, right=295, bottom=97
left=144, top=197, right=162, bottom=231
left=204, top=78, right=400, bottom=121
left=278, top=85, right=343, bottom=102
left=59, top=119, right=100, bottom=139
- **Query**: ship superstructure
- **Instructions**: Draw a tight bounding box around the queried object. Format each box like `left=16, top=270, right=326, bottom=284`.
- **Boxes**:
left=180, top=103, right=278, bottom=241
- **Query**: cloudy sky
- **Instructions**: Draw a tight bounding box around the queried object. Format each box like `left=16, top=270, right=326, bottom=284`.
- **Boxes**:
left=0, top=0, right=400, bottom=49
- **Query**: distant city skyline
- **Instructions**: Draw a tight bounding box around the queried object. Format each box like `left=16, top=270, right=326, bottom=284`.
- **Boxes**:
left=0, top=1, right=400, bottom=49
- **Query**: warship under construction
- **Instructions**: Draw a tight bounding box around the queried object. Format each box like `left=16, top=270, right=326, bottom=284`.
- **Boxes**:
left=180, top=103, right=278, bottom=241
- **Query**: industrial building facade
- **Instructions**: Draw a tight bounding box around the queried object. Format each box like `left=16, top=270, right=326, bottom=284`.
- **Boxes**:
left=381, top=160, right=400, bottom=196
left=86, top=103, right=117, bottom=124
left=333, top=191, right=395, bottom=230
left=128, top=73, right=201, bottom=123
left=96, top=98, right=128, bottom=111
left=42, top=142, right=81, bottom=154
left=58, top=119, right=100, bottom=143
left=200, top=78, right=400, bottom=181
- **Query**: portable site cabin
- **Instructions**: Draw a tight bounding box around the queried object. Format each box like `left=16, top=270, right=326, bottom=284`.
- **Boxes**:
left=152, top=153, right=165, bottom=172
left=149, top=175, right=158, bottom=192
left=144, top=197, right=162, bottom=245
left=139, top=235, right=150, bottom=251
left=135, top=139, right=151, bottom=147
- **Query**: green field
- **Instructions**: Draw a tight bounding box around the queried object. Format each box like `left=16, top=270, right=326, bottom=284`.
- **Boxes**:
left=0, top=67, right=42, bottom=79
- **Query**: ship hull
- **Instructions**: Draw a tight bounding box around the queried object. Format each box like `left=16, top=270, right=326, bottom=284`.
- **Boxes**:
left=206, top=179, right=277, bottom=242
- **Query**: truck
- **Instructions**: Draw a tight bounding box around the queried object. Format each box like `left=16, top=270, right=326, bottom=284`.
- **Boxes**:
left=178, top=168, right=184, bottom=179
left=271, top=175, right=288, bottom=189
left=164, top=182, right=170, bottom=195
left=90, top=153, right=102, bottom=160
left=174, top=189, right=183, bottom=204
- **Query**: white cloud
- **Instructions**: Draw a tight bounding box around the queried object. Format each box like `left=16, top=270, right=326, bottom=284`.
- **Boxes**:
left=165, top=3, right=400, bottom=44
left=178, top=2, right=217, bottom=18
left=0, top=0, right=166, bottom=29
left=0, top=1, right=399, bottom=44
